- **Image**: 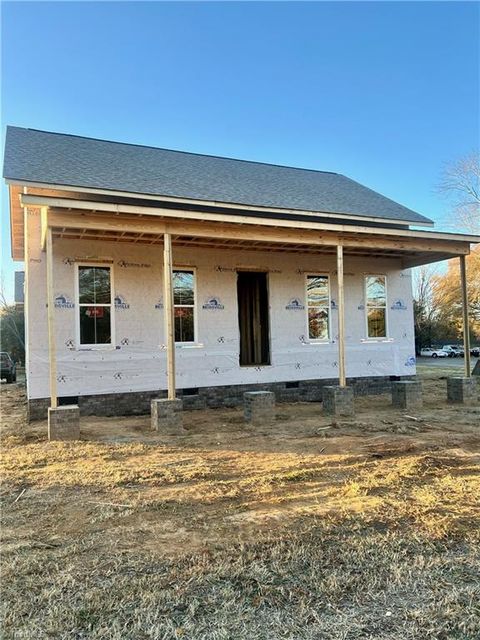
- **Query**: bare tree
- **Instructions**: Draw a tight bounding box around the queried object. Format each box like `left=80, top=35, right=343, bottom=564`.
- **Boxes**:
left=437, top=152, right=480, bottom=233
left=0, top=284, right=25, bottom=363
left=413, top=266, right=436, bottom=316
left=413, top=265, right=442, bottom=350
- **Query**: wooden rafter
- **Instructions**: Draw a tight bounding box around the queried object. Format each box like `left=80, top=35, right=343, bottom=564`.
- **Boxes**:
left=43, top=209, right=474, bottom=268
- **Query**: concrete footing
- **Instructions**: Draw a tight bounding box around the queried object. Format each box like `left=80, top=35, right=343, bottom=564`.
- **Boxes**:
left=151, top=398, right=184, bottom=433
left=322, top=386, right=354, bottom=417
left=392, top=381, right=422, bottom=410
left=48, top=405, right=80, bottom=441
left=244, top=391, right=275, bottom=425
left=447, top=377, right=479, bottom=405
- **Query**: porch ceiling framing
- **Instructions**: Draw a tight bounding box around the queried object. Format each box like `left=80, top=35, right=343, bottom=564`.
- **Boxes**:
left=24, top=198, right=476, bottom=269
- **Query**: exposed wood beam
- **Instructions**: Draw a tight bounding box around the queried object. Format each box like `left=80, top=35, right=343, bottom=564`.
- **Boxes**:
left=164, top=233, right=176, bottom=399
left=10, top=185, right=25, bottom=260
left=23, top=188, right=30, bottom=395
left=46, top=227, right=57, bottom=409
left=337, top=245, right=346, bottom=387
left=52, top=231, right=409, bottom=257
left=45, top=210, right=472, bottom=257
left=21, top=194, right=479, bottom=245
left=460, top=255, right=471, bottom=377
left=40, top=206, right=48, bottom=251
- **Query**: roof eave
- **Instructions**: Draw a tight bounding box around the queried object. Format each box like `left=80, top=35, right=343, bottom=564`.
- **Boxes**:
left=4, top=177, right=435, bottom=229
left=20, top=192, right=480, bottom=244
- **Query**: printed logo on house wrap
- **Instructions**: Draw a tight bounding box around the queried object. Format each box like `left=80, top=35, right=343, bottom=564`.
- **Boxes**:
left=54, top=294, right=75, bottom=309
left=214, top=265, right=236, bottom=273
left=405, top=356, right=416, bottom=367
left=286, top=298, right=305, bottom=310
left=114, top=294, right=130, bottom=310
left=202, top=297, right=225, bottom=310
left=117, top=260, right=151, bottom=269
left=391, top=299, right=407, bottom=310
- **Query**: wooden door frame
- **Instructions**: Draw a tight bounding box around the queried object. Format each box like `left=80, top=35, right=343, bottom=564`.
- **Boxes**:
left=237, top=270, right=271, bottom=367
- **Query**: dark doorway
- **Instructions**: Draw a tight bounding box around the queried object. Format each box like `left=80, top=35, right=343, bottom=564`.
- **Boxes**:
left=237, top=271, right=270, bottom=366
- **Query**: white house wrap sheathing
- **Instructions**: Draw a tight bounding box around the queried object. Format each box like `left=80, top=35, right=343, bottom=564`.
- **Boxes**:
left=25, top=210, right=416, bottom=401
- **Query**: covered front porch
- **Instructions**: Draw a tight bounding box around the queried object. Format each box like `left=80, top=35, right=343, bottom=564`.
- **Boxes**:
left=16, top=189, right=479, bottom=435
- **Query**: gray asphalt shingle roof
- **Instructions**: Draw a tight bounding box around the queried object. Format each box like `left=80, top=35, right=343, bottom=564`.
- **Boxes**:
left=3, top=126, right=432, bottom=225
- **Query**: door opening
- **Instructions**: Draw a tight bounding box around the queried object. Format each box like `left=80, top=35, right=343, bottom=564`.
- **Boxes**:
left=237, top=271, right=270, bottom=366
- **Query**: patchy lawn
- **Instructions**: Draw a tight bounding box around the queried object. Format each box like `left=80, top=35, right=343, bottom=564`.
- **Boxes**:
left=1, top=374, right=479, bottom=639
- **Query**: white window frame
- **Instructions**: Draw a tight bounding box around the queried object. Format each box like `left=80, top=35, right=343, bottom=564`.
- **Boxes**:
left=75, top=263, right=115, bottom=349
left=364, top=274, right=388, bottom=340
left=172, top=267, right=197, bottom=345
left=305, top=273, right=331, bottom=343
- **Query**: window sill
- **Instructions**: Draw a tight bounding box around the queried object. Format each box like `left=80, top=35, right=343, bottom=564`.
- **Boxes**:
left=361, top=338, right=394, bottom=343
left=240, top=363, right=272, bottom=368
left=171, top=343, right=205, bottom=349
left=303, top=341, right=332, bottom=346
left=76, top=345, right=116, bottom=351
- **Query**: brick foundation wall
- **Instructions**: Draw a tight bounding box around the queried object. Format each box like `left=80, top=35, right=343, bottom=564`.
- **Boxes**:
left=28, top=398, right=51, bottom=422
left=27, top=375, right=415, bottom=421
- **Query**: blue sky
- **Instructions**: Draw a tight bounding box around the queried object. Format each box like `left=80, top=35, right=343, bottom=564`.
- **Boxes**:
left=1, top=1, right=479, bottom=301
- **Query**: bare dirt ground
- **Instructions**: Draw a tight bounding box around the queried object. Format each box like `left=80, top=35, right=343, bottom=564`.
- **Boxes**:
left=1, top=370, right=479, bottom=639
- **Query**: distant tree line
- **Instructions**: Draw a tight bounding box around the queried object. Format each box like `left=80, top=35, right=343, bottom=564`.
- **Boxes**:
left=414, top=246, right=480, bottom=352
left=414, top=152, right=479, bottom=351
left=0, top=302, right=25, bottom=364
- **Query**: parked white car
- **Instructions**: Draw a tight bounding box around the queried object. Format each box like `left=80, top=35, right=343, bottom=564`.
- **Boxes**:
left=442, top=345, right=464, bottom=358
left=420, top=348, right=449, bottom=358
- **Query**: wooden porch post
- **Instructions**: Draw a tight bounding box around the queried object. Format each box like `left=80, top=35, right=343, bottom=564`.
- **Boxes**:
left=460, top=255, right=471, bottom=377
left=163, top=233, right=176, bottom=399
left=337, top=244, right=346, bottom=387
left=46, top=224, right=57, bottom=408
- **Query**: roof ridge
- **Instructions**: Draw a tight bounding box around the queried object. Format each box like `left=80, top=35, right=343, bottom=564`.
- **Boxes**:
left=6, top=126, right=340, bottom=176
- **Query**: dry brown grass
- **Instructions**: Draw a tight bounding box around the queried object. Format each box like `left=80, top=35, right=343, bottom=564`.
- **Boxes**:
left=1, top=376, right=480, bottom=639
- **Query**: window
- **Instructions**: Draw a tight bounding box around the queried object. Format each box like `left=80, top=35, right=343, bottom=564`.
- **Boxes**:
left=173, top=269, right=195, bottom=343
left=306, top=275, right=330, bottom=341
left=77, top=265, right=113, bottom=345
left=365, top=275, right=387, bottom=338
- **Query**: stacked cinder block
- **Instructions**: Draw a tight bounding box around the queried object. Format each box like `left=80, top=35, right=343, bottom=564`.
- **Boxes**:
left=322, top=386, right=355, bottom=416
left=151, top=398, right=184, bottom=434
left=244, top=391, right=275, bottom=425
left=48, top=405, right=80, bottom=441
left=28, top=375, right=415, bottom=421
left=28, top=398, right=51, bottom=422
left=391, top=381, right=423, bottom=410
left=447, top=377, right=479, bottom=405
